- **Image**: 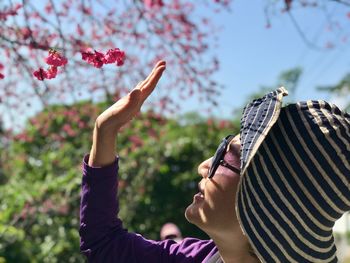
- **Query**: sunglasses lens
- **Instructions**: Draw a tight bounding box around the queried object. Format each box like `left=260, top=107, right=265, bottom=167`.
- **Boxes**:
left=208, top=139, right=227, bottom=178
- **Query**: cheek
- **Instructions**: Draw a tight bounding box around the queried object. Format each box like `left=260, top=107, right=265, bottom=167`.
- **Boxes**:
left=205, top=174, right=240, bottom=211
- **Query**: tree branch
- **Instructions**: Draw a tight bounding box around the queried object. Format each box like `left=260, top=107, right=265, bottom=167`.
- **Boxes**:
left=287, top=11, right=325, bottom=51
left=329, top=0, right=350, bottom=7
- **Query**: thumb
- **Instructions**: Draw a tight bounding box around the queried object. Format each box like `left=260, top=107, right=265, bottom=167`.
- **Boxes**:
left=125, top=88, right=143, bottom=113
left=128, top=88, right=141, bottom=105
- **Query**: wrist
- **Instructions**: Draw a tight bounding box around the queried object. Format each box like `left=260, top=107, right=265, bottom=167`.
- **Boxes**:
left=88, top=124, right=117, bottom=167
left=93, top=122, right=116, bottom=142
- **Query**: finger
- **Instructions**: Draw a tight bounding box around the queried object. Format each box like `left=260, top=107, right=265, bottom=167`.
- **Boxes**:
left=140, top=65, right=166, bottom=101
left=135, top=81, right=143, bottom=89
left=141, top=60, right=166, bottom=87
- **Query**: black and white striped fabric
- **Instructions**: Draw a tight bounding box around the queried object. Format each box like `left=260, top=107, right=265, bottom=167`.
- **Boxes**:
left=236, top=88, right=350, bottom=262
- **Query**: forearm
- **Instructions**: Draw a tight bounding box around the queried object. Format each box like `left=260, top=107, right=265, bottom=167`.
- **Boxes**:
left=80, top=155, right=125, bottom=256
left=89, top=124, right=117, bottom=167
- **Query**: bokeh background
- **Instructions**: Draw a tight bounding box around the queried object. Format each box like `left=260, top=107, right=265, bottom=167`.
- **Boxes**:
left=1, top=0, right=349, bottom=262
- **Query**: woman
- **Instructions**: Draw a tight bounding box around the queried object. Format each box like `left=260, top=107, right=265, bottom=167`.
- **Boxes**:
left=80, top=61, right=350, bottom=262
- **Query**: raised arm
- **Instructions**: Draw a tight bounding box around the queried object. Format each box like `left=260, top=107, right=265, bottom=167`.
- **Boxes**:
left=79, top=61, right=217, bottom=262
left=80, top=61, right=166, bottom=259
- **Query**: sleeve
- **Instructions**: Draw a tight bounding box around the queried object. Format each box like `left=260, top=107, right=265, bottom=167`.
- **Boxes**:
left=79, top=155, right=218, bottom=263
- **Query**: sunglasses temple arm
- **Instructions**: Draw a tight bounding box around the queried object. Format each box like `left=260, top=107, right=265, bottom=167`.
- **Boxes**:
left=220, top=160, right=241, bottom=174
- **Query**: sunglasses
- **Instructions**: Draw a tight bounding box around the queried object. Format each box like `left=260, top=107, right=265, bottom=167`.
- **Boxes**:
left=208, top=135, right=241, bottom=178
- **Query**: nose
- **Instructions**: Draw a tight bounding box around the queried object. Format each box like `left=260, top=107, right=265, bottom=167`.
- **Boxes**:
left=197, top=158, right=212, bottom=179
left=198, top=181, right=205, bottom=194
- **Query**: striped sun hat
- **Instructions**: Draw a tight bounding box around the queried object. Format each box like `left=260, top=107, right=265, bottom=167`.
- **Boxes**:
left=235, top=87, right=350, bottom=263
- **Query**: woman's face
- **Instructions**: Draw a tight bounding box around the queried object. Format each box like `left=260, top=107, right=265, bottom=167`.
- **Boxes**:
left=185, top=135, right=241, bottom=235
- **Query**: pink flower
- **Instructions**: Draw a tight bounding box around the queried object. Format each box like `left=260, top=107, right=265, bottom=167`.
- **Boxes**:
left=0, top=63, right=4, bottom=79
left=0, top=4, right=22, bottom=21
left=81, top=6, right=92, bottom=15
left=81, top=50, right=103, bottom=68
left=144, top=0, right=164, bottom=8
left=45, top=50, right=68, bottom=67
left=104, top=48, right=118, bottom=63
left=104, top=48, right=125, bottom=66
left=46, top=66, right=58, bottom=79
left=20, top=27, right=31, bottom=40
left=129, top=135, right=144, bottom=148
left=116, top=53, right=125, bottom=66
left=144, top=0, right=152, bottom=8
left=44, top=3, right=53, bottom=14
left=33, top=68, right=48, bottom=81
left=347, top=12, right=350, bottom=19
left=62, top=123, right=76, bottom=137
left=81, top=48, right=125, bottom=68
left=33, top=50, right=68, bottom=80
left=92, top=50, right=105, bottom=68
left=81, top=51, right=94, bottom=61
left=13, top=4, right=22, bottom=12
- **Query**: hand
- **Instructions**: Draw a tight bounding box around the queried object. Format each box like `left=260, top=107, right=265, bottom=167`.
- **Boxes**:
left=89, top=61, right=166, bottom=167
left=96, top=60, right=166, bottom=134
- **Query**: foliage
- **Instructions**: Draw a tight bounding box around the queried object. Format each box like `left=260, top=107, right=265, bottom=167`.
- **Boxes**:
left=233, top=67, right=302, bottom=116
left=1, top=1, right=349, bottom=261
left=317, top=73, right=350, bottom=111
left=0, top=102, right=98, bottom=263
left=259, top=67, right=302, bottom=98
left=0, top=101, right=239, bottom=262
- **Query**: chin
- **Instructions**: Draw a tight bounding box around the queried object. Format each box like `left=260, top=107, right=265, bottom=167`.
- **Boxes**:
left=185, top=205, right=216, bottom=239
left=185, top=203, right=197, bottom=224
left=185, top=203, right=205, bottom=228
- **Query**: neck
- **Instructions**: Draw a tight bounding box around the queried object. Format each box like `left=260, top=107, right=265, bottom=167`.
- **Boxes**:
left=208, top=225, right=259, bottom=263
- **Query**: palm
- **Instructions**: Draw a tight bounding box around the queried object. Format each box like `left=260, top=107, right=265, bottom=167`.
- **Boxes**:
left=96, top=61, right=166, bottom=134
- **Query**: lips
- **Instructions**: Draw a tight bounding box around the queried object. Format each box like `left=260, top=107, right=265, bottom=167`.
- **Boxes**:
left=193, top=182, right=205, bottom=202
left=197, top=192, right=204, bottom=198
left=194, top=192, right=205, bottom=202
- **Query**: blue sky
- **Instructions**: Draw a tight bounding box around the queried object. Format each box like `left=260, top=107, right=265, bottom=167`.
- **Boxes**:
left=179, top=0, right=350, bottom=118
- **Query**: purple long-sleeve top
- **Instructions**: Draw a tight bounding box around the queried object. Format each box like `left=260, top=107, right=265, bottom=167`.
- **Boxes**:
left=79, top=155, right=219, bottom=262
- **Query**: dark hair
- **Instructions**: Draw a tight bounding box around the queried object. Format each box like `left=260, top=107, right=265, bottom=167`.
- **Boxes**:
left=248, top=242, right=259, bottom=260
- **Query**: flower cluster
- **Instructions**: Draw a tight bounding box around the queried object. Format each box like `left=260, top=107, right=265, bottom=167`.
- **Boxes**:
left=0, top=63, right=4, bottom=79
left=143, top=0, right=164, bottom=8
left=0, top=4, right=22, bottom=21
left=81, top=48, right=125, bottom=68
left=33, top=50, right=67, bottom=81
left=45, top=50, right=68, bottom=67
left=33, top=66, right=58, bottom=81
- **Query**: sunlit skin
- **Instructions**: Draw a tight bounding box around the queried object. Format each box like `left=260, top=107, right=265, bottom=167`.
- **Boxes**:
left=185, top=136, right=241, bottom=232
left=89, top=61, right=259, bottom=263
left=185, top=136, right=259, bottom=263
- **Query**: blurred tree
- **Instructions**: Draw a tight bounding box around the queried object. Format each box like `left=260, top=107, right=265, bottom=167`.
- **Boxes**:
left=0, top=0, right=231, bottom=130
left=237, top=67, right=303, bottom=108
left=0, top=101, right=238, bottom=262
left=259, top=67, right=303, bottom=100
left=317, top=73, right=350, bottom=111
left=265, top=0, right=350, bottom=51
left=2, top=0, right=350, bottom=130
